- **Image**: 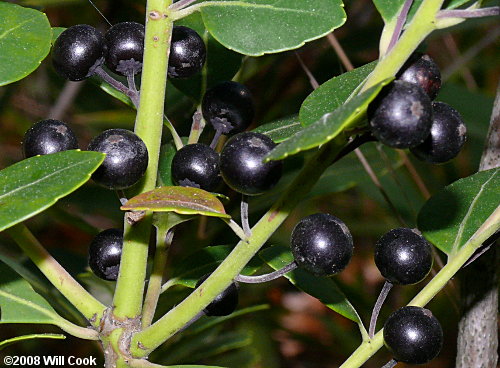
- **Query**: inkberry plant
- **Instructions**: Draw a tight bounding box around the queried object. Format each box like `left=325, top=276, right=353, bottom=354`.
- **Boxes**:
left=52, top=24, right=105, bottom=81
left=291, top=213, right=353, bottom=276
left=171, top=143, right=220, bottom=191
left=22, top=119, right=78, bottom=158
left=168, top=26, right=206, bottom=79
left=88, top=228, right=124, bottom=281
left=104, top=22, right=145, bottom=76
left=0, top=0, right=499, bottom=367
left=410, top=101, right=467, bottom=164
left=383, top=306, right=443, bottom=365
left=88, top=128, right=148, bottom=190
left=397, top=53, right=441, bottom=100
left=196, top=273, right=239, bottom=317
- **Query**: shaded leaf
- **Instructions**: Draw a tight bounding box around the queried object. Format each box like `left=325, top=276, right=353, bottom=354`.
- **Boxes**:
left=158, top=142, right=178, bottom=187
left=266, top=78, right=392, bottom=161
left=0, top=262, right=59, bottom=325
left=253, top=115, right=303, bottom=143
left=0, top=334, right=65, bottom=351
left=372, top=0, right=406, bottom=22
left=0, top=150, right=105, bottom=232
left=0, top=2, right=52, bottom=86
left=199, top=0, right=346, bottom=56
left=418, top=168, right=500, bottom=256
left=121, top=186, right=230, bottom=218
left=299, top=62, right=377, bottom=127
left=164, top=245, right=262, bottom=289
left=259, top=245, right=362, bottom=324
left=446, top=0, right=475, bottom=9
left=172, top=12, right=243, bottom=102
left=51, top=27, right=65, bottom=45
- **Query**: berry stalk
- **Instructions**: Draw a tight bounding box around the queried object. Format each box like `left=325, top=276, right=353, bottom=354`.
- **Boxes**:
left=112, top=0, right=174, bottom=320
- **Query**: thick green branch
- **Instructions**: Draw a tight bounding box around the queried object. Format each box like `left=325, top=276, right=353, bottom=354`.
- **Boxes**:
left=6, top=224, right=106, bottom=326
left=339, top=207, right=500, bottom=368
left=362, top=0, right=445, bottom=92
left=129, top=138, right=347, bottom=357
left=112, top=0, right=174, bottom=319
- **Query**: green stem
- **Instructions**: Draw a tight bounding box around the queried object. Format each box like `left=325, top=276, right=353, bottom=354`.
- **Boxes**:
left=142, top=224, right=173, bottom=328
left=6, top=224, right=106, bottom=327
left=339, top=206, right=500, bottom=368
left=112, top=0, right=174, bottom=319
left=129, top=137, right=347, bottom=357
left=362, top=0, right=445, bottom=92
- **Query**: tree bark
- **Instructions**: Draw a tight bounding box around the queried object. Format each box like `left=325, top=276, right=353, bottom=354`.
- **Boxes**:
left=455, top=80, right=500, bottom=368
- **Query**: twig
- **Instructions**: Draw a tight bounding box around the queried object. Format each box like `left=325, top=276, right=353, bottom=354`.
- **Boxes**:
left=94, top=66, right=140, bottom=108
left=235, top=261, right=298, bottom=283
left=326, top=33, right=354, bottom=71
left=48, top=81, right=83, bottom=121
left=295, top=52, right=320, bottom=89
left=387, top=0, right=414, bottom=52
left=369, top=281, right=393, bottom=338
left=188, top=110, right=205, bottom=144
left=381, top=359, right=398, bottom=368
left=437, top=7, right=500, bottom=19
left=241, top=195, right=251, bottom=237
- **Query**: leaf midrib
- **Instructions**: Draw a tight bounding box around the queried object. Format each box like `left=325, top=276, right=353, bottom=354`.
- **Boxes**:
left=0, top=158, right=96, bottom=201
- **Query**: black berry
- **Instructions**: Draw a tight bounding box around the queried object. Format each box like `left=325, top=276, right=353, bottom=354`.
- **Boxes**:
left=375, top=228, right=432, bottom=285
left=88, top=228, right=123, bottom=281
left=202, top=81, right=254, bottom=135
left=171, top=143, right=220, bottom=191
left=384, top=306, right=443, bottom=364
left=196, top=273, right=239, bottom=316
left=368, top=80, right=433, bottom=149
left=104, top=22, right=145, bottom=76
left=87, top=129, right=148, bottom=190
left=410, top=102, right=467, bottom=164
left=398, top=53, right=441, bottom=100
left=52, top=24, right=105, bottom=81
left=168, top=26, right=206, bottom=79
left=291, top=213, right=353, bottom=276
left=220, top=132, right=282, bottom=195
left=22, top=119, right=78, bottom=158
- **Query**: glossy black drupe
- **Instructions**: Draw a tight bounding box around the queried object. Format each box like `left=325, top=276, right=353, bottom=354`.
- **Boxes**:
left=196, top=273, right=239, bottom=316
left=398, top=53, right=441, bottom=100
left=88, top=228, right=123, bottom=281
left=291, top=213, right=353, bottom=276
left=202, top=81, right=254, bottom=135
left=375, top=228, right=432, bottom=285
left=171, top=143, right=220, bottom=191
left=219, top=132, right=282, bottom=195
left=368, top=80, right=433, bottom=148
left=87, top=129, right=148, bottom=190
left=410, top=102, right=467, bottom=164
left=23, top=119, right=78, bottom=158
left=384, top=306, right=443, bottom=364
left=168, top=26, right=206, bottom=79
left=52, top=24, right=105, bottom=81
left=104, top=22, right=145, bottom=76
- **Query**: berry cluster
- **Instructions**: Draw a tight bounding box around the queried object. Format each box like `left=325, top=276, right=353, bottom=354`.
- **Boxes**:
left=368, top=53, right=467, bottom=164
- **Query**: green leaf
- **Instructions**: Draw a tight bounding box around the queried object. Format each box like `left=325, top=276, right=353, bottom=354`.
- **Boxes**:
left=253, top=115, right=303, bottom=143
left=121, top=186, right=230, bottom=218
left=164, top=245, right=262, bottom=289
left=158, top=142, right=178, bottom=187
left=0, top=2, right=52, bottom=86
left=89, top=75, right=135, bottom=108
left=51, top=27, right=65, bottom=45
left=0, top=262, right=59, bottom=325
left=0, top=334, right=65, bottom=351
left=266, top=78, right=392, bottom=161
left=199, top=0, right=346, bottom=56
left=259, top=245, right=363, bottom=324
left=172, top=12, right=243, bottom=102
left=418, top=168, right=500, bottom=256
left=373, top=0, right=406, bottom=22
left=0, top=150, right=105, bottom=232
left=299, top=62, right=377, bottom=127
left=445, top=0, right=474, bottom=9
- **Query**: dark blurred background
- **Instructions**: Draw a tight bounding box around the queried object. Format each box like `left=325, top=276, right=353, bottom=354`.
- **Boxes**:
left=0, top=0, right=498, bottom=367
